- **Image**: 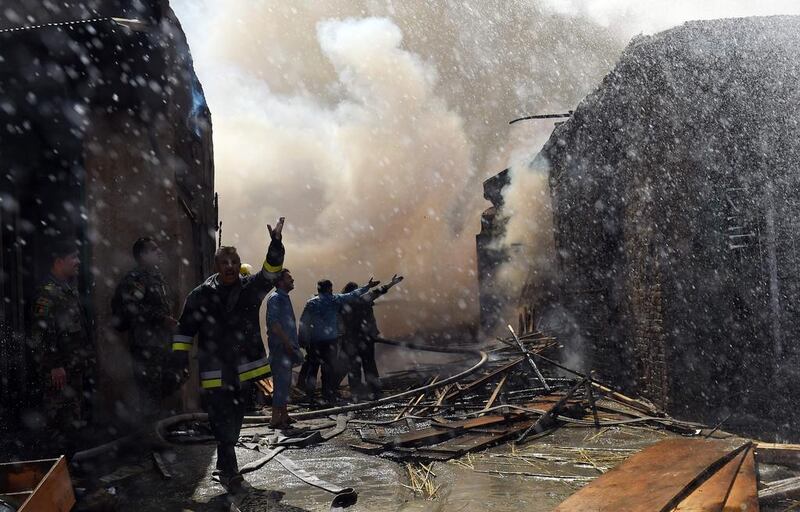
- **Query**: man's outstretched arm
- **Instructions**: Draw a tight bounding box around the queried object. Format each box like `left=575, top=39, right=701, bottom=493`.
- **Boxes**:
left=255, top=217, right=286, bottom=287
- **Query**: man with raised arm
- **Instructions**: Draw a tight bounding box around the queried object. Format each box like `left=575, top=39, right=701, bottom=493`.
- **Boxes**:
left=170, top=217, right=286, bottom=492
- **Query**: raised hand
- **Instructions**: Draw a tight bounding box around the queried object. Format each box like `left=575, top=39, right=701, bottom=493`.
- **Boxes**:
left=367, top=276, right=381, bottom=288
left=51, top=367, right=67, bottom=391
left=391, top=274, right=404, bottom=285
left=267, top=216, right=286, bottom=242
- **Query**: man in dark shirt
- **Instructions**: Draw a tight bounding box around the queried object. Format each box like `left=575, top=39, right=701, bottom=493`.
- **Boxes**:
left=298, top=278, right=377, bottom=403
left=340, top=274, right=403, bottom=400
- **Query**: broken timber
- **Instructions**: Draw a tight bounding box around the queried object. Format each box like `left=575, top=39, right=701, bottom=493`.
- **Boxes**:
left=554, top=439, right=752, bottom=512
left=508, top=324, right=550, bottom=392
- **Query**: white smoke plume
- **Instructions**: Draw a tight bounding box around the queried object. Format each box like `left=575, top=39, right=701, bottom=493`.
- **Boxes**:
left=171, top=0, right=800, bottom=338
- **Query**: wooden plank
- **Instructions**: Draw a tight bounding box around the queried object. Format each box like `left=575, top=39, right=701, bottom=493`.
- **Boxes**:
left=424, top=420, right=536, bottom=455
left=518, top=378, right=587, bottom=443
left=674, top=448, right=747, bottom=511
left=389, top=415, right=509, bottom=448
left=758, top=475, right=800, bottom=502
left=481, top=373, right=508, bottom=412
left=0, top=459, right=56, bottom=494
left=18, top=456, right=75, bottom=512
left=443, top=358, right=524, bottom=402
left=723, top=447, right=759, bottom=512
left=553, top=439, right=750, bottom=512
left=755, top=442, right=800, bottom=466
left=348, top=442, right=385, bottom=455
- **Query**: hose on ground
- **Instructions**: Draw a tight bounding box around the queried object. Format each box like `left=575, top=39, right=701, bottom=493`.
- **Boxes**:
left=153, top=339, right=488, bottom=445
left=72, top=337, right=487, bottom=460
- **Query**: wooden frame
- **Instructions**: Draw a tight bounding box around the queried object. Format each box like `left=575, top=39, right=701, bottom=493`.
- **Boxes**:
left=0, top=456, right=75, bottom=511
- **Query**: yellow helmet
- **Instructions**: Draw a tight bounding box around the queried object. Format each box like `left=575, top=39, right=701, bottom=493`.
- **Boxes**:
left=239, top=263, right=254, bottom=276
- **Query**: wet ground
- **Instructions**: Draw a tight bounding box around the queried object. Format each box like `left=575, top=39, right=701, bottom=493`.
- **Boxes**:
left=62, top=343, right=800, bottom=510
left=106, top=421, right=680, bottom=511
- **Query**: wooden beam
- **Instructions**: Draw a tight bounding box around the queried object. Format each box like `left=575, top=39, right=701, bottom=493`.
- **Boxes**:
left=443, top=358, right=523, bottom=402
left=481, top=373, right=508, bottom=413
left=724, top=447, right=759, bottom=511
left=517, top=378, right=587, bottom=443
left=388, top=415, right=510, bottom=448
left=759, top=475, right=800, bottom=502
left=674, top=447, right=747, bottom=511
left=585, top=379, right=600, bottom=429
left=755, top=442, right=800, bottom=466
left=553, top=439, right=750, bottom=512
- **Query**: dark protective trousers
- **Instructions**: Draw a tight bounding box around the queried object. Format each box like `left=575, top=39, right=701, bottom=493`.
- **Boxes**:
left=300, top=339, right=339, bottom=400
left=202, top=385, right=247, bottom=478
left=343, top=335, right=380, bottom=394
left=130, top=344, right=168, bottom=423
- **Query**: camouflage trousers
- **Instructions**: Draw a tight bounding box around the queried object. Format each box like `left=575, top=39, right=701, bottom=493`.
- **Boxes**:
left=131, top=346, right=168, bottom=422
left=41, top=369, right=85, bottom=447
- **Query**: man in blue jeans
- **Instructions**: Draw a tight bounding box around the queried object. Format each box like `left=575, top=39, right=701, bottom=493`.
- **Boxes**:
left=266, top=269, right=301, bottom=428
left=298, top=277, right=379, bottom=403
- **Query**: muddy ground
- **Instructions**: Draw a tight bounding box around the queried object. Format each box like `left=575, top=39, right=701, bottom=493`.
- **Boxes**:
left=102, top=422, right=684, bottom=511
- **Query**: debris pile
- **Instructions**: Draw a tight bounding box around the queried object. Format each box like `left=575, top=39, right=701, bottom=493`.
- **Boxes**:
left=343, top=328, right=698, bottom=464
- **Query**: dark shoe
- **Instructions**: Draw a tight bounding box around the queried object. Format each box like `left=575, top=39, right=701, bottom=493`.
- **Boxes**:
left=221, top=473, right=250, bottom=494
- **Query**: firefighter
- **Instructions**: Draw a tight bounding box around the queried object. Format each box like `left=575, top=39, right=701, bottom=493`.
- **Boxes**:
left=169, top=217, right=286, bottom=492
left=30, top=240, right=94, bottom=449
left=340, top=274, right=404, bottom=400
left=111, top=237, right=177, bottom=424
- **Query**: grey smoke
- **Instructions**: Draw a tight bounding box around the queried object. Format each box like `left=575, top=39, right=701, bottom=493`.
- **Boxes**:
left=171, top=0, right=800, bottom=336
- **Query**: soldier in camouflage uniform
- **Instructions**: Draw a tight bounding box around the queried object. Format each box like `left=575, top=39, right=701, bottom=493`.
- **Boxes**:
left=112, top=237, right=177, bottom=423
left=30, top=240, right=93, bottom=445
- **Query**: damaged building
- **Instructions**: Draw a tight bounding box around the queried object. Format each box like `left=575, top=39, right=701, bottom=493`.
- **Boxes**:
left=0, top=1, right=216, bottom=429
left=478, top=16, right=800, bottom=432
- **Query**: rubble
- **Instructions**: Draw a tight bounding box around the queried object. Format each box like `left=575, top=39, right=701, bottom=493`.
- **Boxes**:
left=83, top=328, right=795, bottom=511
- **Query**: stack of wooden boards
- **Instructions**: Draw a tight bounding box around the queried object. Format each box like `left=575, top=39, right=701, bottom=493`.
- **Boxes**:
left=554, top=438, right=758, bottom=512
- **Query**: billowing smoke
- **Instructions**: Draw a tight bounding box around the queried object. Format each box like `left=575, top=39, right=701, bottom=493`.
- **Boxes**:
left=493, top=0, right=800, bottom=336
left=170, top=0, right=621, bottom=337
left=171, top=0, right=800, bottom=338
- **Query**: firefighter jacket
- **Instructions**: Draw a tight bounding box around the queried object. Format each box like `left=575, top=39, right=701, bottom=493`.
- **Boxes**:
left=172, top=239, right=284, bottom=389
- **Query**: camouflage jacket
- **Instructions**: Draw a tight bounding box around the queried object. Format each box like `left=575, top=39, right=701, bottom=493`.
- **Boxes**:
left=115, top=267, right=172, bottom=350
left=31, top=274, right=91, bottom=372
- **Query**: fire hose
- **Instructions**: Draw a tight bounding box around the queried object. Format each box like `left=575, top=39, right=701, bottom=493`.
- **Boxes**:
left=73, top=338, right=487, bottom=460
left=151, top=338, right=488, bottom=444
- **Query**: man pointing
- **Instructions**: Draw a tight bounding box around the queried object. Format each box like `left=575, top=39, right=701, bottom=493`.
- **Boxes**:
left=170, top=217, right=286, bottom=491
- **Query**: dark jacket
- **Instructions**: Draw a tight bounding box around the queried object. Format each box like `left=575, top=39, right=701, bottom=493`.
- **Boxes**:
left=298, top=286, right=370, bottom=345
left=341, top=284, right=392, bottom=341
left=172, top=239, right=284, bottom=389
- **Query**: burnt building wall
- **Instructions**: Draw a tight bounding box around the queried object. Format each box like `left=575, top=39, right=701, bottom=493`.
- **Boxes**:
left=543, top=16, right=800, bottom=431
left=476, top=169, right=510, bottom=334
left=0, top=2, right=215, bottom=426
